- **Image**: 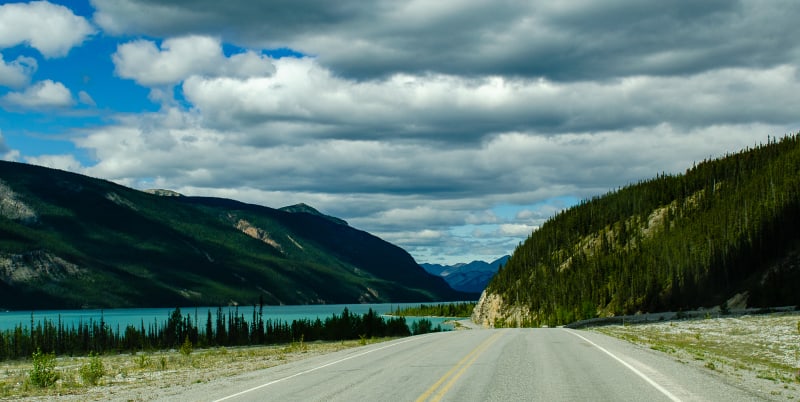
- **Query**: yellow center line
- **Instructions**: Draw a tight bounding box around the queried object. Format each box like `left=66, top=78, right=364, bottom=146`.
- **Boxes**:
left=416, top=331, right=505, bottom=402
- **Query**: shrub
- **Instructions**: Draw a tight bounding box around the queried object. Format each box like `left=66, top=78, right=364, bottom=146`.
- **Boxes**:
left=29, top=348, right=58, bottom=388
left=79, top=352, right=105, bottom=386
left=179, top=335, right=193, bottom=356
left=134, top=353, right=151, bottom=369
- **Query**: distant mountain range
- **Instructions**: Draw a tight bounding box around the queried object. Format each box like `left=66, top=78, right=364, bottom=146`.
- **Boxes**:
left=420, top=256, right=509, bottom=293
left=0, top=161, right=471, bottom=309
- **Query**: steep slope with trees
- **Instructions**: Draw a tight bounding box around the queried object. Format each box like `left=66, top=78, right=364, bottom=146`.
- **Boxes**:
left=476, top=134, right=800, bottom=327
left=0, top=161, right=465, bottom=309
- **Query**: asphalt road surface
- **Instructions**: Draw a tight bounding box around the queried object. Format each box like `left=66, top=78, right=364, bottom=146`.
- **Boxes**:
left=181, top=328, right=766, bottom=401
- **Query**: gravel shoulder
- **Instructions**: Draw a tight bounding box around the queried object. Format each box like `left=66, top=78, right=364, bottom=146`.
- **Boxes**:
left=0, top=338, right=390, bottom=401
left=592, top=312, right=800, bottom=400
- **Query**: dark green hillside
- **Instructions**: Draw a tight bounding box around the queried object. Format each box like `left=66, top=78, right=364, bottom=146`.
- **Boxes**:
left=0, top=161, right=467, bottom=309
left=482, top=134, right=800, bottom=327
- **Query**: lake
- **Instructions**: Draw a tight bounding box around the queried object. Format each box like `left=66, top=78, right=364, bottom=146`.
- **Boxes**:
left=0, top=303, right=465, bottom=332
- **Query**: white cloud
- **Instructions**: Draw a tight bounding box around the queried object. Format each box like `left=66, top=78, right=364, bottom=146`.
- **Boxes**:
left=2, top=80, right=74, bottom=109
left=24, top=154, right=83, bottom=172
left=0, top=54, right=37, bottom=88
left=58, top=1, right=800, bottom=264
left=113, top=35, right=275, bottom=86
left=0, top=131, right=19, bottom=161
left=498, top=224, right=538, bottom=237
left=90, top=0, right=800, bottom=81
left=0, top=1, right=94, bottom=58
left=377, top=229, right=444, bottom=247
left=181, top=59, right=800, bottom=145
left=78, top=90, right=96, bottom=106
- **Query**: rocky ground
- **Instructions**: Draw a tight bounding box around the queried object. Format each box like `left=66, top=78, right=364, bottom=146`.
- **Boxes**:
left=593, top=311, right=800, bottom=400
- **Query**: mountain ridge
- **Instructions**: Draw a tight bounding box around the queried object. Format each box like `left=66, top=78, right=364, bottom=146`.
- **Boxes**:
left=0, top=161, right=470, bottom=309
left=420, top=256, right=508, bottom=293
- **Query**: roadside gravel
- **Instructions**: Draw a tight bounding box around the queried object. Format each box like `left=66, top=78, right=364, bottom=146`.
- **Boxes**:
left=593, top=312, right=800, bottom=400
left=0, top=339, right=384, bottom=401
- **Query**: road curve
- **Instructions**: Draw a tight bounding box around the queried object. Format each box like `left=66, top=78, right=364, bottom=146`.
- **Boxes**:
left=177, top=328, right=766, bottom=401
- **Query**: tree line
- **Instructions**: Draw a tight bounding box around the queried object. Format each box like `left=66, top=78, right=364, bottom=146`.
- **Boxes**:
left=487, top=134, right=800, bottom=327
left=0, top=306, right=438, bottom=361
left=391, top=302, right=476, bottom=317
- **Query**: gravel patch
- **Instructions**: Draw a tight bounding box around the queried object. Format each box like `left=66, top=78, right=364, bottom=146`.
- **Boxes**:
left=0, top=339, right=386, bottom=401
left=593, top=312, right=800, bottom=400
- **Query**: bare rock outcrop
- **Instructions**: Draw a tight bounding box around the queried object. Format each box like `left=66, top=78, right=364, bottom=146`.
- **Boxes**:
left=0, top=250, right=85, bottom=285
left=233, top=218, right=284, bottom=253
left=0, top=179, right=37, bottom=224
left=472, top=290, right=532, bottom=328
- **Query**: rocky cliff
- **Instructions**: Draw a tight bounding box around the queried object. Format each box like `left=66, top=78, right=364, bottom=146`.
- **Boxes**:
left=471, top=290, right=532, bottom=328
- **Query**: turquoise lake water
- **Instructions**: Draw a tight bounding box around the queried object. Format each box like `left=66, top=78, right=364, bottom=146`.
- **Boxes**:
left=0, top=303, right=464, bottom=332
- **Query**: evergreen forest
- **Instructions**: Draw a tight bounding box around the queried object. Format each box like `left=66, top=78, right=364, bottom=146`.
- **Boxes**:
left=0, top=306, right=440, bottom=361
left=392, top=302, right=477, bottom=317
left=485, top=134, right=800, bottom=327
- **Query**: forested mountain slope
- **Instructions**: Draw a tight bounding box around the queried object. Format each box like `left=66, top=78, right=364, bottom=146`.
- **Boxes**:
left=475, top=134, right=800, bottom=327
left=0, top=161, right=466, bottom=309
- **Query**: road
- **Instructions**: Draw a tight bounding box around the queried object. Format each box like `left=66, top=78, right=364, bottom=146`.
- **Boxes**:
left=180, top=328, right=765, bottom=401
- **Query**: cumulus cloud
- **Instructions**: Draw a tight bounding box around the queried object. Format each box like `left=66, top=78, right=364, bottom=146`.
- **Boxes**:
left=0, top=55, right=37, bottom=88
left=2, top=80, right=74, bottom=109
left=0, top=131, right=19, bottom=161
left=24, top=154, right=84, bottom=172
left=179, top=59, right=800, bottom=146
left=498, top=224, right=538, bottom=237
left=0, top=1, right=94, bottom=58
left=74, top=100, right=791, bottom=263
left=48, top=0, right=800, bottom=263
left=92, top=0, right=800, bottom=80
left=113, top=35, right=275, bottom=86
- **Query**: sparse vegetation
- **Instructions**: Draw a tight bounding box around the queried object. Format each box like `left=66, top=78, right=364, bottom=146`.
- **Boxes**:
left=29, top=348, right=57, bottom=388
left=79, top=352, right=104, bottom=386
left=1, top=338, right=385, bottom=399
left=595, top=313, right=800, bottom=399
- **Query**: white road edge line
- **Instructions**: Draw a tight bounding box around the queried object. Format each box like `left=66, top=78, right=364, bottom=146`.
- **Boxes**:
left=213, top=333, right=437, bottom=402
left=565, top=329, right=682, bottom=402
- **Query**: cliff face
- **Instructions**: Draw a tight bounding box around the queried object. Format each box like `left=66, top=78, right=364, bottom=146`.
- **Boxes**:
left=471, top=291, right=531, bottom=328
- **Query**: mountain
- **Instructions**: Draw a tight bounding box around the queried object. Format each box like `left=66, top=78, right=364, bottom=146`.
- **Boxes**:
left=279, top=203, right=348, bottom=226
left=475, top=135, right=800, bottom=327
left=420, top=256, right=508, bottom=293
left=0, top=161, right=468, bottom=309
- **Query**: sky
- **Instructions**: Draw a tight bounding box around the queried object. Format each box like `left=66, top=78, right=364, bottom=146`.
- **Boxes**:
left=1, top=1, right=799, bottom=265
